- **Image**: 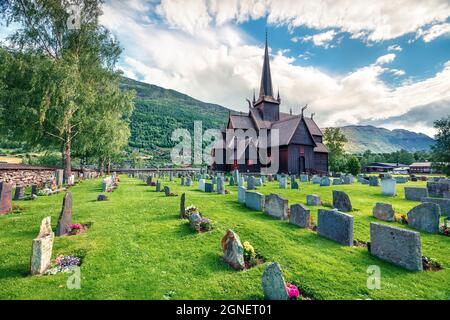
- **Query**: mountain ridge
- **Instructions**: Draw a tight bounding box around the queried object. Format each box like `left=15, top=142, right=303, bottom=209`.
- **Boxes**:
left=121, top=77, right=435, bottom=158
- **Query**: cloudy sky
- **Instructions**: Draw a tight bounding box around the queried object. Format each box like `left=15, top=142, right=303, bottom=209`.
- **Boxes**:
left=2, top=0, right=450, bottom=136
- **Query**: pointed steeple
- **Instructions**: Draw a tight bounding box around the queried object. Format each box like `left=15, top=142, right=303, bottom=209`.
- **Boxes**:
left=259, top=31, right=274, bottom=98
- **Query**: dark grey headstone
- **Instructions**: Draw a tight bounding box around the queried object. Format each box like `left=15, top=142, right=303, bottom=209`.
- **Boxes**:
left=204, top=183, right=214, bottom=193
left=370, top=223, right=422, bottom=271
left=291, top=181, right=299, bottom=189
left=264, top=194, right=288, bottom=219
left=332, top=190, right=352, bottom=212
left=31, top=185, right=38, bottom=196
left=320, top=177, right=331, bottom=187
left=261, top=262, right=289, bottom=300
left=238, top=186, right=246, bottom=204
left=0, top=182, right=13, bottom=215
left=97, top=194, right=108, bottom=201
left=180, top=193, right=185, bottom=218
left=405, top=187, right=428, bottom=201
left=317, top=209, right=354, bottom=246
left=372, top=203, right=395, bottom=221
left=247, top=176, right=255, bottom=190
left=306, top=194, right=321, bottom=206
left=156, top=180, right=161, bottom=192
left=427, top=181, right=449, bottom=198
left=56, top=192, right=72, bottom=236
left=163, top=186, right=170, bottom=196
left=14, top=186, right=25, bottom=201
left=290, top=204, right=310, bottom=228
left=369, top=176, right=379, bottom=186
left=146, top=176, right=152, bottom=186
left=421, top=197, right=450, bottom=217
left=407, top=202, right=441, bottom=233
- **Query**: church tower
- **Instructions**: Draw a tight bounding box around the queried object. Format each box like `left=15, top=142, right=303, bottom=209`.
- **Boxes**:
left=253, top=33, right=280, bottom=122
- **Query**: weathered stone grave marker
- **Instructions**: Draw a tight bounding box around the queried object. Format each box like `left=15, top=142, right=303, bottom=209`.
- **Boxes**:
left=407, top=202, right=440, bottom=233
left=372, top=203, right=395, bottom=221
left=261, top=262, right=289, bottom=300
left=317, top=209, right=354, bottom=246
left=245, top=191, right=265, bottom=211
left=56, top=192, right=72, bottom=236
left=221, top=230, right=245, bottom=270
left=306, top=194, right=321, bottom=206
left=290, top=204, right=310, bottom=228
left=405, top=187, right=428, bottom=201
left=369, top=223, right=422, bottom=271
left=264, top=194, right=288, bottom=220
left=332, top=190, right=352, bottom=212
left=0, top=182, right=13, bottom=215
left=30, top=216, right=54, bottom=275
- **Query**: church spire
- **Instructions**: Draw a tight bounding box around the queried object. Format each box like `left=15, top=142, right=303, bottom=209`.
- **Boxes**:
left=259, top=31, right=274, bottom=98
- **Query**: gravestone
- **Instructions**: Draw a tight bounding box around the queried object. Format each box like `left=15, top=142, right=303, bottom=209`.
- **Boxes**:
left=239, top=176, right=245, bottom=187
left=221, top=230, right=245, bottom=270
left=238, top=186, right=246, bottom=204
left=245, top=191, right=265, bottom=211
left=306, top=194, right=321, bottom=206
left=163, top=186, right=170, bottom=196
left=372, top=203, right=395, bottom=221
left=312, top=175, right=321, bottom=184
left=204, top=183, right=214, bottom=193
left=14, top=186, right=25, bottom=201
left=291, top=181, right=299, bottom=189
left=0, top=182, right=13, bottom=215
left=421, top=196, right=450, bottom=216
left=427, top=181, right=449, bottom=198
left=169, top=172, right=173, bottom=182
left=320, top=177, right=331, bottom=187
left=332, top=178, right=343, bottom=185
left=395, top=176, right=408, bottom=184
left=255, top=178, right=263, bottom=187
left=407, top=202, right=440, bottom=233
left=55, top=169, right=64, bottom=187
left=343, top=175, right=353, bottom=184
left=156, top=180, right=161, bottom=192
left=369, top=176, right=379, bottom=186
left=332, top=190, right=352, bottom=212
left=279, top=176, right=287, bottom=189
left=186, top=177, right=193, bottom=187
left=264, top=194, right=288, bottom=220
left=300, top=174, right=309, bottom=182
left=261, top=262, right=289, bottom=300
left=180, top=193, right=185, bottom=218
left=317, top=209, right=354, bottom=246
left=290, top=204, right=310, bottom=228
left=67, top=175, right=75, bottom=186
left=181, top=177, right=185, bottom=186
left=146, top=176, right=152, bottom=186
left=247, top=176, right=255, bottom=190
left=229, top=176, right=235, bottom=186
left=361, top=177, right=369, bottom=185
left=369, top=223, right=422, bottom=271
left=189, top=213, right=202, bottom=230
left=56, top=192, right=72, bottom=236
left=405, top=187, right=428, bottom=201
left=97, top=194, right=108, bottom=201
left=381, top=178, right=397, bottom=196
left=198, top=179, right=205, bottom=191
left=217, top=177, right=225, bottom=194
left=31, top=185, right=38, bottom=196
left=30, top=216, right=54, bottom=275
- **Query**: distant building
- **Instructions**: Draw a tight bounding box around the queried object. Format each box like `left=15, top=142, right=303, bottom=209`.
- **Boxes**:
left=362, top=162, right=409, bottom=173
left=409, top=162, right=433, bottom=174
left=212, top=35, right=328, bottom=174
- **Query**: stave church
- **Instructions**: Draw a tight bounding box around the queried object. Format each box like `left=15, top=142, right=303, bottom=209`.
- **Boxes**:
left=212, top=36, right=328, bottom=174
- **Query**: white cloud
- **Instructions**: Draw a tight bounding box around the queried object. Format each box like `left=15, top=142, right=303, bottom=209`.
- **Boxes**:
left=417, top=23, right=450, bottom=42
left=154, top=0, right=450, bottom=42
left=293, top=30, right=337, bottom=48
left=388, top=44, right=402, bottom=52
left=375, top=53, right=396, bottom=65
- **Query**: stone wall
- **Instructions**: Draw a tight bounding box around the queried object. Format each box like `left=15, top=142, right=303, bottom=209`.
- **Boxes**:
left=0, top=170, right=55, bottom=187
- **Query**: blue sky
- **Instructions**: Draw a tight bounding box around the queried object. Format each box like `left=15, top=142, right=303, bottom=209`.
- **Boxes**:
left=2, top=0, right=450, bottom=136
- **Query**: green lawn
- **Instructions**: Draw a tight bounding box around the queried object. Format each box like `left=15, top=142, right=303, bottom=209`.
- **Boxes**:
left=0, top=176, right=449, bottom=300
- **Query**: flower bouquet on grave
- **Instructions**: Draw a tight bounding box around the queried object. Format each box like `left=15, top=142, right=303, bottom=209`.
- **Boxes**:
left=439, top=224, right=449, bottom=237
left=224, top=189, right=231, bottom=194
left=68, top=223, right=91, bottom=236
left=45, top=255, right=82, bottom=275
left=243, top=241, right=265, bottom=269
left=285, top=283, right=300, bottom=300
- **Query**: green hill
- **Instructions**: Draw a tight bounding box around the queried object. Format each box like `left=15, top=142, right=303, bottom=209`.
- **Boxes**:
left=338, top=125, right=435, bottom=154
left=120, top=77, right=229, bottom=164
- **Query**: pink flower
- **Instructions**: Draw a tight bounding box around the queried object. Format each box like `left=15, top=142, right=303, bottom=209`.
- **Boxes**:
left=286, top=283, right=300, bottom=299
left=70, top=224, right=82, bottom=230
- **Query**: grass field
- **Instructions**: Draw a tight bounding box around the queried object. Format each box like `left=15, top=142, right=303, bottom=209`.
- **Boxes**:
left=0, top=176, right=449, bottom=300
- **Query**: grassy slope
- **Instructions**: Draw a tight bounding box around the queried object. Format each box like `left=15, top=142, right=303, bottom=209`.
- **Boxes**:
left=0, top=176, right=449, bottom=300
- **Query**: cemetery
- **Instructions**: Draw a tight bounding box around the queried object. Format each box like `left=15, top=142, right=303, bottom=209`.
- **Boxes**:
left=0, top=172, right=449, bottom=300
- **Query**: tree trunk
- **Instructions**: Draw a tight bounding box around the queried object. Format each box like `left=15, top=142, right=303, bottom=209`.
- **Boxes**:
left=107, top=158, right=111, bottom=174
left=63, top=139, right=72, bottom=184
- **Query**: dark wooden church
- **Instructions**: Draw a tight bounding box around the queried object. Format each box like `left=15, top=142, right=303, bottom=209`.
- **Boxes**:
left=212, top=37, right=328, bottom=174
